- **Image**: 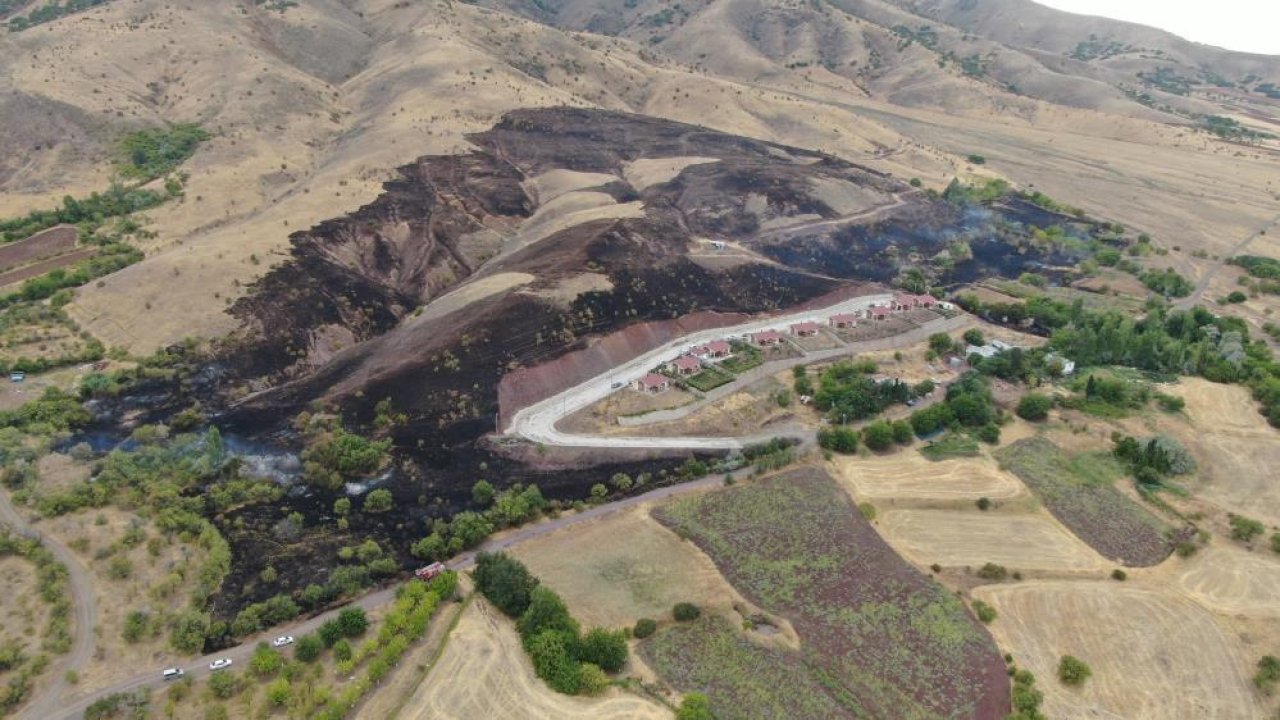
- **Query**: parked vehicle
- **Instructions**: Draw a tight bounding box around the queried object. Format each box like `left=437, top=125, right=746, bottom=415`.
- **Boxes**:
left=414, top=562, right=447, bottom=582
left=271, top=636, right=295, bottom=647
left=209, top=658, right=233, bottom=671
left=162, top=668, right=184, bottom=680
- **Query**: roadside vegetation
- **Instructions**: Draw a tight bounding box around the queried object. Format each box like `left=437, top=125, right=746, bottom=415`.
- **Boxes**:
left=0, top=528, right=73, bottom=715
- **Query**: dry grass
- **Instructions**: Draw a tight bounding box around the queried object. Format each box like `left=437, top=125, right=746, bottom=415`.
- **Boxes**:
left=622, top=157, right=718, bottom=192
left=877, top=509, right=1108, bottom=573
left=1174, top=546, right=1280, bottom=618
left=0, top=556, right=46, bottom=653
left=400, top=597, right=670, bottom=720
left=560, top=386, right=698, bottom=435
left=974, top=581, right=1259, bottom=719
left=40, top=507, right=208, bottom=693
left=510, top=504, right=747, bottom=629
left=829, top=453, right=1027, bottom=501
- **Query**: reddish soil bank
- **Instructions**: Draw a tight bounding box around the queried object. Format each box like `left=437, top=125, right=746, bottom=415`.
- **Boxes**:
left=495, top=282, right=878, bottom=430
left=0, top=224, right=78, bottom=271
left=0, top=247, right=96, bottom=288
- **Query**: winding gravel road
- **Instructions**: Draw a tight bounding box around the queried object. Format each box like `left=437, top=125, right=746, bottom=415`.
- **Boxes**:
left=0, top=492, right=97, bottom=720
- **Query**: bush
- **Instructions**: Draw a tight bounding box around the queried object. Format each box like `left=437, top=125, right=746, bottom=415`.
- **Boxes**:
left=976, top=423, right=1000, bottom=444
left=972, top=600, right=997, bottom=623
left=362, top=489, right=393, bottom=513
left=632, top=618, right=657, bottom=639
left=294, top=634, right=323, bottom=662
left=1272, top=533, right=1280, bottom=555
left=249, top=643, right=284, bottom=678
left=1057, top=655, right=1092, bottom=686
left=976, top=563, right=1008, bottom=581
left=858, top=502, right=876, bottom=521
left=1230, top=514, right=1266, bottom=543
left=1256, top=655, right=1280, bottom=694
left=336, top=606, right=368, bottom=637
left=578, top=662, right=611, bottom=695
left=1016, top=393, right=1052, bottom=421
left=862, top=420, right=895, bottom=451
left=976, top=497, right=991, bottom=511
left=672, top=602, right=701, bottom=622
left=318, top=620, right=343, bottom=647
left=579, top=628, right=629, bottom=673
left=891, top=420, right=914, bottom=444
left=517, top=587, right=579, bottom=648
left=472, top=480, right=495, bottom=505
left=333, top=638, right=353, bottom=662
left=474, top=552, right=539, bottom=617
left=207, top=669, right=241, bottom=699
left=676, top=692, right=714, bottom=720
left=817, top=427, right=858, bottom=454
left=963, top=329, right=985, bottom=346
left=1111, top=569, right=1127, bottom=581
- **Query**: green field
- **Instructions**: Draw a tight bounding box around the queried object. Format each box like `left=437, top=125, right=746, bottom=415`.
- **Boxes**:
left=919, top=432, right=980, bottom=461
left=685, top=367, right=733, bottom=392
left=996, top=437, right=1172, bottom=565
left=646, top=467, right=1008, bottom=719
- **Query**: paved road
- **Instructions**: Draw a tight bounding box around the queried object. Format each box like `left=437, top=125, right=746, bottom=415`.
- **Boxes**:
left=47, top=468, right=746, bottom=720
left=1176, top=213, right=1280, bottom=310
left=508, top=292, right=898, bottom=450
left=0, top=492, right=98, bottom=720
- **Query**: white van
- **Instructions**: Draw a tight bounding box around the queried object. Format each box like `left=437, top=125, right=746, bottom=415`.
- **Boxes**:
left=163, top=668, right=184, bottom=680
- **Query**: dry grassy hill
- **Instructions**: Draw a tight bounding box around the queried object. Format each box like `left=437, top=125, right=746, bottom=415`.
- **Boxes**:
left=0, top=0, right=1275, bottom=354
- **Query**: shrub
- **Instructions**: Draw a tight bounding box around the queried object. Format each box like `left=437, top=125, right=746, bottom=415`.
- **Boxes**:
left=1111, top=569, right=1127, bottom=581
left=672, top=602, right=701, bottom=622
left=976, top=423, right=1000, bottom=444
left=972, top=600, right=997, bottom=623
left=318, top=620, right=343, bottom=647
left=294, top=634, right=323, bottom=662
left=632, top=618, right=657, bottom=639
left=207, top=669, right=241, bottom=699
left=474, top=552, right=539, bottom=617
left=1272, top=533, right=1280, bottom=555
left=265, top=677, right=291, bottom=706
left=963, top=329, right=985, bottom=346
left=858, top=502, right=876, bottom=521
left=1230, top=514, right=1266, bottom=543
left=891, top=420, right=914, bottom=444
left=1255, top=655, right=1280, bottom=694
left=1057, top=655, right=1092, bottom=686
left=362, top=489, right=393, bottom=513
left=817, top=427, right=858, bottom=454
left=122, top=610, right=149, bottom=643
left=472, top=480, right=495, bottom=505
left=976, top=563, right=1008, bottom=581
left=578, top=662, right=611, bottom=695
left=578, top=628, right=629, bottom=673
left=676, top=692, right=714, bottom=720
left=333, top=638, right=353, bottom=662
left=976, top=497, right=991, bottom=511
left=336, top=606, right=368, bottom=637
left=249, top=643, right=284, bottom=678
left=517, top=587, right=579, bottom=648
left=1016, top=393, right=1052, bottom=421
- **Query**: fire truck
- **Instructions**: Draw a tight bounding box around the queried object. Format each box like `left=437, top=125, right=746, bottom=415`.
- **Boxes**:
left=414, top=562, right=447, bottom=582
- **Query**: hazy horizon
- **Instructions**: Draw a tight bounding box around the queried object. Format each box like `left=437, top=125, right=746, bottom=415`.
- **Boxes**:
left=1036, top=0, right=1280, bottom=56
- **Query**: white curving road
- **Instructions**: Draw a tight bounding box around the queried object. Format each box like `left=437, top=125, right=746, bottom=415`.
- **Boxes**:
left=508, top=293, right=895, bottom=450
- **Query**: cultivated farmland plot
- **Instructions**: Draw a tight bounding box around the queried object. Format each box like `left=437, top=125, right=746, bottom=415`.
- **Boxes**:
left=649, top=466, right=1009, bottom=720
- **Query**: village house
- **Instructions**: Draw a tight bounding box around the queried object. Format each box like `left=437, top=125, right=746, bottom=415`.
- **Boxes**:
left=892, top=292, right=938, bottom=311
left=829, top=313, right=859, bottom=329
left=965, top=339, right=1020, bottom=360
left=751, top=329, right=785, bottom=346
left=790, top=321, right=821, bottom=337
left=635, top=373, right=670, bottom=394
left=866, top=305, right=892, bottom=321
left=670, top=355, right=703, bottom=376
left=693, top=340, right=732, bottom=359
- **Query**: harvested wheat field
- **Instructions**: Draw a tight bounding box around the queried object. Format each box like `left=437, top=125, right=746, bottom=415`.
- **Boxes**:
left=878, top=509, right=1108, bottom=572
left=829, top=453, right=1027, bottom=501
left=511, top=504, right=742, bottom=629
left=1176, top=546, right=1280, bottom=617
left=1168, top=378, right=1270, bottom=434
left=974, top=581, right=1259, bottom=720
left=402, top=598, right=670, bottom=720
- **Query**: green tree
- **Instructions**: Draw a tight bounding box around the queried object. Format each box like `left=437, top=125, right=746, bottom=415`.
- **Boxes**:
left=170, top=611, right=210, bottom=654
left=1255, top=655, right=1280, bottom=694
left=472, top=480, right=495, bottom=505
left=928, top=332, right=954, bottom=355
left=294, top=634, right=323, bottom=662
left=578, top=628, right=628, bottom=673
left=449, top=511, right=495, bottom=548
left=333, top=639, right=353, bottom=662
left=963, top=328, right=985, bottom=346
left=1016, top=393, right=1053, bottom=421
left=333, top=498, right=351, bottom=516
left=249, top=643, right=284, bottom=678
left=891, top=420, right=914, bottom=444
left=336, top=606, right=368, bottom=637
left=578, top=662, right=611, bottom=695
left=526, top=630, right=581, bottom=694
left=972, top=600, right=997, bottom=623
left=363, top=489, right=393, bottom=513
left=318, top=620, right=343, bottom=647
left=265, top=677, right=291, bottom=706
left=862, top=421, right=895, bottom=451
left=1230, top=514, right=1265, bottom=543
left=473, top=552, right=538, bottom=617
left=817, top=427, right=858, bottom=454
left=517, top=587, right=579, bottom=647
left=589, top=483, right=608, bottom=503
left=676, top=692, right=714, bottom=720
left=207, top=669, right=240, bottom=699
left=1058, top=655, right=1092, bottom=686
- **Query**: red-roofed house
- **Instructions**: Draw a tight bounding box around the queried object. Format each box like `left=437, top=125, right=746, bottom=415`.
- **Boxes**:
left=694, top=340, right=732, bottom=359
left=670, top=355, right=702, bottom=375
left=635, top=373, right=670, bottom=394
left=829, top=313, right=859, bottom=329
left=866, top=305, right=892, bottom=321
left=892, top=292, right=937, bottom=311
left=790, top=321, right=821, bottom=337
left=751, top=330, right=785, bottom=346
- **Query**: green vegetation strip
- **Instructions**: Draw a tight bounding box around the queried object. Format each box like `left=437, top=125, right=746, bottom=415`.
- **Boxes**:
left=650, top=468, right=1006, bottom=720
left=996, top=437, right=1172, bottom=566
left=0, top=528, right=73, bottom=714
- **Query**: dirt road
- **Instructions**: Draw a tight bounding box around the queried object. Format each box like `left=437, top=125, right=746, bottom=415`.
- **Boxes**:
left=0, top=492, right=98, bottom=720
left=1176, top=213, right=1280, bottom=310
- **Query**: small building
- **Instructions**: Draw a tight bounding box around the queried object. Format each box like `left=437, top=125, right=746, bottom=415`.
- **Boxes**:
left=866, top=305, right=892, bottom=321
left=829, top=313, right=859, bottom=329
left=790, top=321, right=821, bottom=337
left=710, top=240, right=727, bottom=251
left=751, top=330, right=784, bottom=346
left=965, top=339, right=1018, bottom=360
left=893, top=292, right=937, bottom=311
left=670, top=355, right=703, bottom=375
left=694, top=340, right=732, bottom=359
left=636, top=373, right=670, bottom=394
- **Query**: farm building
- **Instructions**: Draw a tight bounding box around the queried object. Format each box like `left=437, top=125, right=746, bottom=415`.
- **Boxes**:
left=694, top=340, right=732, bottom=359
left=635, top=373, right=670, bottom=394
left=790, top=321, right=821, bottom=337
left=670, top=355, right=703, bottom=375
left=829, top=313, right=859, bottom=329
left=751, top=330, right=785, bottom=346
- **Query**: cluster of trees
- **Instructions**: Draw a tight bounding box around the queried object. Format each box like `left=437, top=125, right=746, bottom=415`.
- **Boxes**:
left=2, top=243, right=145, bottom=308
left=0, top=183, right=174, bottom=243
left=1112, top=433, right=1195, bottom=492
left=412, top=482, right=547, bottom=561
left=116, top=124, right=211, bottom=180
left=300, top=421, right=391, bottom=491
left=1007, top=661, right=1046, bottom=720
left=908, top=371, right=1001, bottom=443
left=811, top=359, right=923, bottom=423
left=6, top=0, right=113, bottom=32
left=818, top=418, right=914, bottom=454
left=474, top=553, right=629, bottom=695
left=1138, top=268, right=1194, bottom=298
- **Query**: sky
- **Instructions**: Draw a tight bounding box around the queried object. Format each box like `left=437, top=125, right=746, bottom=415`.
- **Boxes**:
left=1035, top=0, right=1280, bottom=56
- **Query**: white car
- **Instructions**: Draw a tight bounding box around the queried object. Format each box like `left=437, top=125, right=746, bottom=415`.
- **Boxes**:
left=209, top=658, right=233, bottom=671
left=271, top=636, right=295, bottom=648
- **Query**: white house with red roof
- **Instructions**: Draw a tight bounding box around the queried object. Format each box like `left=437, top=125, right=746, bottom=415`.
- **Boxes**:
left=790, top=321, right=821, bottom=337
left=669, top=355, right=703, bottom=375
left=693, top=340, right=732, bottom=359
left=750, top=329, right=785, bottom=346
left=829, top=313, right=859, bottom=329
left=635, top=373, right=670, bottom=394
